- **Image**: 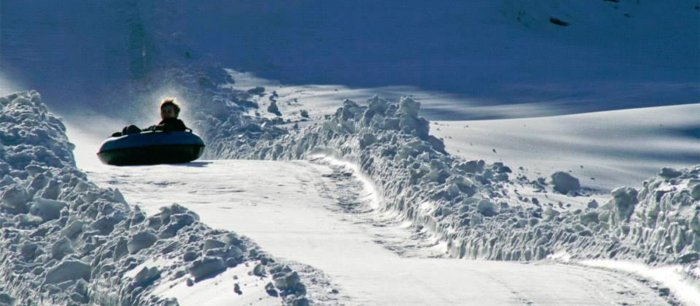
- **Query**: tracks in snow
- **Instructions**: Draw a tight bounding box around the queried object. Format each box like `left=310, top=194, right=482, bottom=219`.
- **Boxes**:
left=84, top=159, right=675, bottom=305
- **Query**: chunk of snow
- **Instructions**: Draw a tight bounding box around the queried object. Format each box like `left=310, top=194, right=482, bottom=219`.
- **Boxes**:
left=551, top=171, right=581, bottom=194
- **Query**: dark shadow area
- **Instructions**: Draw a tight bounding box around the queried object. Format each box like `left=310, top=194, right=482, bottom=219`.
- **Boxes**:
left=1, top=0, right=698, bottom=117
left=174, top=161, right=212, bottom=168
left=673, top=126, right=700, bottom=139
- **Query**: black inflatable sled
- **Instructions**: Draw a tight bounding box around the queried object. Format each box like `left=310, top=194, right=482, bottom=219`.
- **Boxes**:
left=97, top=131, right=205, bottom=166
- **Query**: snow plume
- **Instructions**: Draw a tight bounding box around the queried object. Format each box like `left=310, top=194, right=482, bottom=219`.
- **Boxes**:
left=201, top=90, right=699, bottom=267
left=0, top=91, right=311, bottom=305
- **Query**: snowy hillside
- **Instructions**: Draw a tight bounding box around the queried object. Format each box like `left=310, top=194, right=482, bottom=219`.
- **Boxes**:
left=197, top=86, right=698, bottom=263
left=1, top=0, right=698, bottom=117
left=431, top=104, right=700, bottom=191
left=2, top=84, right=699, bottom=305
left=207, top=69, right=700, bottom=194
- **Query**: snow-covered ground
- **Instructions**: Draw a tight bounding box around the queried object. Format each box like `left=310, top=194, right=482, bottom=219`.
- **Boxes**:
left=80, top=157, right=676, bottom=305
left=69, top=123, right=696, bottom=305
left=224, top=70, right=700, bottom=193
left=60, top=119, right=692, bottom=305
left=222, top=69, right=564, bottom=121
left=2, top=1, right=699, bottom=305
left=8, top=63, right=696, bottom=306
left=431, top=104, right=700, bottom=192
left=0, top=91, right=316, bottom=306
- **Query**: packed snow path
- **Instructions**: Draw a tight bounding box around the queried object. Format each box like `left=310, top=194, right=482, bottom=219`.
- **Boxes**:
left=82, top=159, right=673, bottom=305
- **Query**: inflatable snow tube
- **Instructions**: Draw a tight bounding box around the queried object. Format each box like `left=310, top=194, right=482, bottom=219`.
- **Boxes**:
left=97, top=131, right=205, bottom=166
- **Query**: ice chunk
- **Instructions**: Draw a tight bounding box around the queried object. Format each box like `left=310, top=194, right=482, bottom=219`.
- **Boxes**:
left=659, top=167, right=682, bottom=179
left=455, top=160, right=485, bottom=174
left=45, top=260, right=91, bottom=283
left=609, top=187, right=639, bottom=222
left=203, top=238, right=226, bottom=251
left=550, top=171, right=581, bottom=194
left=51, top=237, right=74, bottom=260
left=0, top=292, right=15, bottom=306
left=267, top=100, right=282, bottom=116
left=273, top=270, right=301, bottom=291
left=20, top=242, right=39, bottom=260
left=690, top=184, right=700, bottom=200
left=397, top=97, right=420, bottom=117
left=579, top=211, right=599, bottom=225
left=131, top=266, right=161, bottom=289
left=189, top=256, right=226, bottom=281
left=127, top=231, right=158, bottom=254
left=477, top=199, right=498, bottom=217
left=29, top=198, right=67, bottom=221
left=1, top=185, right=29, bottom=214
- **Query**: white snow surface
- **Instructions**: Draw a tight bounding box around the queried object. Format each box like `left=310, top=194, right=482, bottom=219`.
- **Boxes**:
left=200, top=87, right=700, bottom=264
left=0, top=91, right=313, bottom=305
left=431, top=103, right=700, bottom=192
left=3, top=80, right=699, bottom=305
left=223, top=69, right=564, bottom=121
left=1, top=1, right=698, bottom=304
left=222, top=69, right=700, bottom=192
left=580, top=259, right=700, bottom=306
left=60, top=67, right=700, bottom=305
left=83, top=158, right=677, bottom=305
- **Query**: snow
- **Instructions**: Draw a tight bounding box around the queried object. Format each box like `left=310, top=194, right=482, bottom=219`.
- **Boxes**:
left=201, top=89, right=697, bottom=266
left=153, top=261, right=280, bottom=306
left=579, top=260, right=700, bottom=306
left=1, top=1, right=699, bottom=304
left=5, top=76, right=699, bottom=305
left=2, top=1, right=698, bottom=118
left=222, top=69, right=562, bottom=121
left=430, top=103, right=700, bottom=192
left=84, top=158, right=674, bottom=305
left=0, top=91, right=312, bottom=305
left=218, top=67, right=700, bottom=194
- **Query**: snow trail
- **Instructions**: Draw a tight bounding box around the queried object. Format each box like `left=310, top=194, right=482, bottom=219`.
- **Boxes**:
left=82, top=158, right=675, bottom=305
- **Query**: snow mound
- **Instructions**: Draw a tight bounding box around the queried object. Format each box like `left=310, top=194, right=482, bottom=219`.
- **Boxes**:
left=201, top=92, right=698, bottom=267
left=0, top=91, right=310, bottom=305
left=599, top=168, right=700, bottom=264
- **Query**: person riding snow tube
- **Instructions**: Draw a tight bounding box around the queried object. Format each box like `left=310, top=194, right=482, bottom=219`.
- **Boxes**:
left=97, top=130, right=205, bottom=166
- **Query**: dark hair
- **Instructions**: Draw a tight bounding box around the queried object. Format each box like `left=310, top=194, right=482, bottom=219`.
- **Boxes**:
left=160, top=98, right=180, bottom=115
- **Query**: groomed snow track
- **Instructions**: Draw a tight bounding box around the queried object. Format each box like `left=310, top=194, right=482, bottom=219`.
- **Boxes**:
left=85, top=158, right=678, bottom=305
left=0, top=91, right=312, bottom=306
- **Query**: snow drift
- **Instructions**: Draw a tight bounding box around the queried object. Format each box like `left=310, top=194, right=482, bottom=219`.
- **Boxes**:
left=194, top=86, right=699, bottom=268
left=0, top=91, right=311, bottom=306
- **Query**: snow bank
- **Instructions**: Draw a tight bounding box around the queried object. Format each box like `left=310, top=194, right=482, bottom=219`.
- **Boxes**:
left=0, top=91, right=310, bottom=305
left=199, top=90, right=698, bottom=267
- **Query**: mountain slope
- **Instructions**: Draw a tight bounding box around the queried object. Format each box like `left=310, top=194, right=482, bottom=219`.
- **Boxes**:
left=1, top=0, right=698, bottom=117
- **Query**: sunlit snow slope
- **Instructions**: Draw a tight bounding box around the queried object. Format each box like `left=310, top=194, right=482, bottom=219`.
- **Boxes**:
left=224, top=70, right=700, bottom=193
left=81, top=158, right=676, bottom=305
left=66, top=116, right=694, bottom=305
left=431, top=104, right=700, bottom=192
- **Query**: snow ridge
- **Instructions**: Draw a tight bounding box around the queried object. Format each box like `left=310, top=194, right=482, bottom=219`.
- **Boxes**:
left=200, top=91, right=699, bottom=267
left=0, top=91, right=311, bottom=306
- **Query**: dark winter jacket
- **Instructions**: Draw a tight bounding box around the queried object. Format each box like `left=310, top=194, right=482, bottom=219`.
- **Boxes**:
left=151, top=118, right=188, bottom=132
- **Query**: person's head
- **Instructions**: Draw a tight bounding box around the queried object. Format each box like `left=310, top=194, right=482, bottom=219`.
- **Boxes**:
left=160, top=98, right=180, bottom=120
